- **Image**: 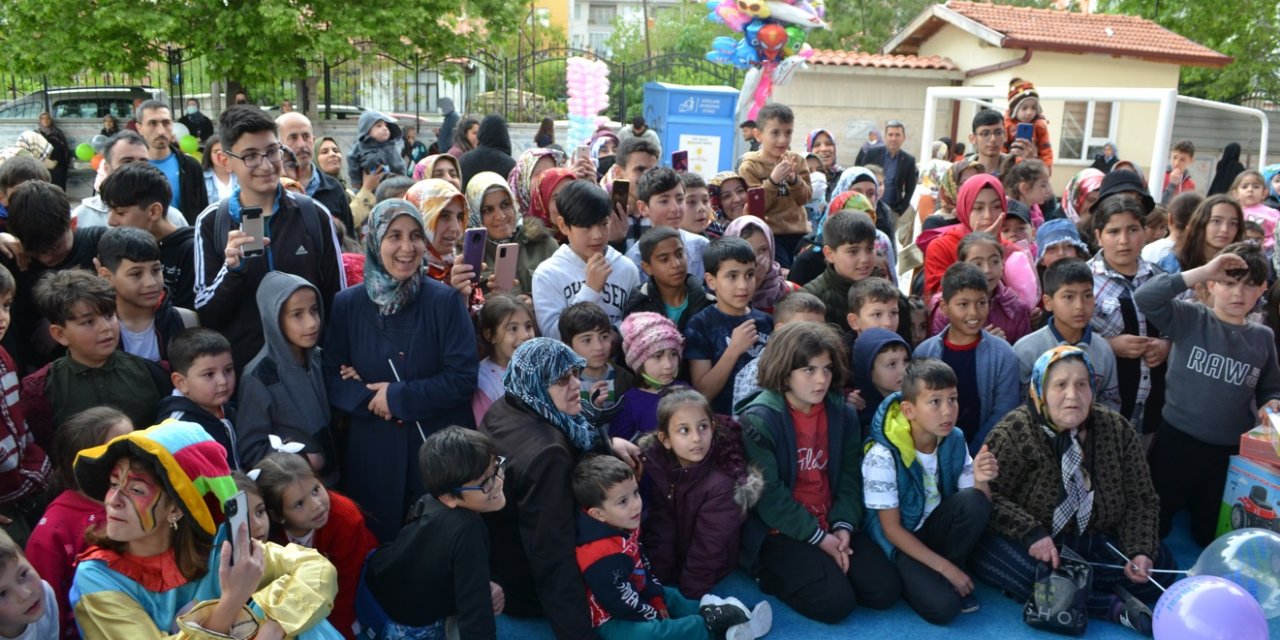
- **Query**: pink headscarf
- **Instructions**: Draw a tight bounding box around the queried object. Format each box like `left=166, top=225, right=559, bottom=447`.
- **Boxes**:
left=724, top=215, right=791, bottom=310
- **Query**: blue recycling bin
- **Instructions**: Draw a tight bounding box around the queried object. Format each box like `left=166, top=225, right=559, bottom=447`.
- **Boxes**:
left=643, top=82, right=739, bottom=179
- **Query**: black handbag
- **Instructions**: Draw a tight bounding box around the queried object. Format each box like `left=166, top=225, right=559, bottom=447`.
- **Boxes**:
left=1023, top=545, right=1092, bottom=636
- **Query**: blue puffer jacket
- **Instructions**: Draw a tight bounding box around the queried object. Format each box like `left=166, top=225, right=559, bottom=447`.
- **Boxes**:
left=863, top=391, right=968, bottom=558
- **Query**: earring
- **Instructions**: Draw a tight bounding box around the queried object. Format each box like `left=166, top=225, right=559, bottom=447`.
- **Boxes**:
left=170, top=518, right=179, bottom=531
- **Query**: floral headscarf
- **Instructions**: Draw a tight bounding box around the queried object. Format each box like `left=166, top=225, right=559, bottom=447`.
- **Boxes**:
left=828, top=191, right=875, bottom=219
left=590, top=131, right=619, bottom=163
left=528, top=167, right=577, bottom=229
left=503, top=338, right=600, bottom=451
left=939, top=158, right=983, bottom=213
left=364, top=199, right=425, bottom=316
left=708, top=171, right=747, bottom=218
left=404, top=179, right=466, bottom=279
left=724, top=215, right=790, bottom=310
left=465, top=171, right=520, bottom=231
left=412, top=154, right=459, bottom=182
left=805, top=128, right=843, bottom=174
left=507, top=148, right=566, bottom=215
left=1263, top=164, right=1280, bottom=200
left=1061, top=169, right=1105, bottom=223
left=919, top=158, right=953, bottom=192
left=832, top=167, right=878, bottom=199
left=1029, top=346, right=1097, bottom=428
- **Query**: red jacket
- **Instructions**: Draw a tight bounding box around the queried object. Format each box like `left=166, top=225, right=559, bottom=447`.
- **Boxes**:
left=0, top=348, right=48, bottom=504
left=1004, top=116, right=1054, bottom=169
left=575, top=511, right=666, bottom=628
left=271, top=490, right=377, bottom=640
left=25, top=490, right=101, bottom=640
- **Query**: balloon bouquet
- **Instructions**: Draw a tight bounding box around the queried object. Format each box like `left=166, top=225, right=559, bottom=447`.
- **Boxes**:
left=704, top=0, right=826, bottom=124
left=1149, top=528, right=1280, bottom=640
left=565, top=57, right=611, bottom=151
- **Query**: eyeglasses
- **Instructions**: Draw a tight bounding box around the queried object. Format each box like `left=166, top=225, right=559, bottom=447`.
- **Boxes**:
left=975, top=129, right=1005, bottom=140
left=551, top=367, right=584, bottom=388
left=455, top=456, right=507, bottom=495
left=223, top=145, right=284, bottom=169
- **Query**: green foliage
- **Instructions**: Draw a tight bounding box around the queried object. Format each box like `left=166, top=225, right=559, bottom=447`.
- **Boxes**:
left=1097, top=0, right=1280, bottom=102
left=0, top=0, right=522, bottom=90
left=808, top=0, right=1052, bottom=52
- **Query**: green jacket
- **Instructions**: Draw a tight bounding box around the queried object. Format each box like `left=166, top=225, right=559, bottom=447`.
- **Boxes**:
left=737, top=389, right=864, bottom=571
left=802, top=264, right=856, bottom=327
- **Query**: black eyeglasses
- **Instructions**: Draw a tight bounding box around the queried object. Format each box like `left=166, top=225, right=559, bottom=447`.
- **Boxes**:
left=455, top=456, right=507, bottom=495
left=551, top=367, right=584, bottom=388
left=224, top=145, right=284, bottom=169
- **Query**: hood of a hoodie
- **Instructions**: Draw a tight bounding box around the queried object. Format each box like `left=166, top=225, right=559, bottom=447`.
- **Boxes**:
left=356, top=110, right=402, bottom=142
left=852, top=328, right=909, bottom=401
left=243, top=272, right=331, bottom=432
left=477, top=114, right=513, bottom=155
left=867, top=391, right=917, bottom=467
left=438, top=97, right=455, bottom=116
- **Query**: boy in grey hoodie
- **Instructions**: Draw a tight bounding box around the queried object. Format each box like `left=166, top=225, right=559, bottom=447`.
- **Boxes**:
left=236, top=271, right=333, bottom=471
left=347, top=110, right=405, bottom=186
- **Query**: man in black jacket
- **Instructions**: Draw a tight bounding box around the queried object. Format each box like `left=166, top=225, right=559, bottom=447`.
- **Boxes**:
left=856, top=120, right=918, bottom=217
left=136, top=100, right=208, bottom=224
left=277, top=111, right=356, bottom=238
left=178, top=98, right=214, bottom=142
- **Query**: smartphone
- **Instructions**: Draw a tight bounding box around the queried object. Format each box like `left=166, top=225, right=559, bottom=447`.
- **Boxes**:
left=224, top=491, right=249, bottom=564
left=576, top=144, right=590, bottom=164
left=493, top=243, right=520, bottom=293
left=611, top=179, right=630, bottom=214
left=462, top=228, right=488, bottom=282
left=1016, top=123, right=1034, bottom=141
left=672, top=150, right=689, bottom=173
left=241, top=207, right=265, bottom=258
left=746, top=187, right=766, bottom=217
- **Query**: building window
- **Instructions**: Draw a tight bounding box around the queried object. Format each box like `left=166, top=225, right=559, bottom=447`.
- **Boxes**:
left=589, top=5, right=616, bottom=25
left=588, top=32, right=610, bottom=55
left=1060, top=100, right=1118, bottom=161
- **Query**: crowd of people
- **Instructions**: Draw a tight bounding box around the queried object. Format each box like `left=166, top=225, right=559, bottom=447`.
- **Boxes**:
left=0, top=73, right=1273, bottom=640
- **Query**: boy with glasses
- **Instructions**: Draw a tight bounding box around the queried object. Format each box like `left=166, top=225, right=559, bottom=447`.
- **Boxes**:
left=968, top=110, right=1035, bottom=180
left=193, top=105, right=346, bottom=370
left=360, top=427, right=509, bottom=640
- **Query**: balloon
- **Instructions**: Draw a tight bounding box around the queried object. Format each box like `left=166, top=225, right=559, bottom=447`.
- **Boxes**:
left=171, top=122, right=190, bottom=141
left=1153, top=576, right=1269, bottom=640
left=773, top=47, right=812, bottom=87
left=784, top=25, right=807, bottom=57
left=744, top=19, right=764, bottom=48
left=733, top=38, right=760, bottom=69
left=90, top=134, right=108, bottom=152
left=1189, top=528, right=1280, bottom=618
left=89, top=154, right=103, bottom=172
left=765, top=1, right=827, bottom=27
left=179, top=135, right=199, bottom=155
left=735, top=67, right=762, bottom=126
left=706, top=36, right=740, bottom=66
left=757, top=23, right=788, bottom=60
left=715, top=1, right=753, bottom=31
left=75, top=143, right=94, bottom=162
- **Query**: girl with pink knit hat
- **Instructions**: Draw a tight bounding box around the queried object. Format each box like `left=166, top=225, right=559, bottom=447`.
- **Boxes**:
left=610, top=312, right=686, bottom=441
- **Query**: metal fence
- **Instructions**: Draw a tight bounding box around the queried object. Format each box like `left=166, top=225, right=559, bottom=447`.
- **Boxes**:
left=2, top=47, right=740, bottom=124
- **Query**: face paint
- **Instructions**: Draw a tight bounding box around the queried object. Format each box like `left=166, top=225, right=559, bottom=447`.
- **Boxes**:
left=107, top=459, right=164, bottom=533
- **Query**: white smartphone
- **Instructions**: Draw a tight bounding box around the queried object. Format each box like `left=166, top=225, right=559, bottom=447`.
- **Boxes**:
left=224, top=491, right=249, bottom=563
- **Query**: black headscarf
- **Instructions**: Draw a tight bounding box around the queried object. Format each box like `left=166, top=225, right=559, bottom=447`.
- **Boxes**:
left=1208, top=142, right=1245, bottom=196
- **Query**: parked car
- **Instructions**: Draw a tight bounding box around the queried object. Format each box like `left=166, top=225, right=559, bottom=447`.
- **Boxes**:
left=0, top=86, right=167, bottom=120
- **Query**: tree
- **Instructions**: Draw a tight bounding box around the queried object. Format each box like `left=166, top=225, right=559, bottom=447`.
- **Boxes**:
left=1097, top=0, right=1280, bottom=102
left=0, top=0, right=522, bottom=93
left=808, top=0, right=1053, bottom=53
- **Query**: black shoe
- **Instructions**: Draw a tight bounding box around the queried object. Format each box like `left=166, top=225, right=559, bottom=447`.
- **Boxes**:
left=700, top=600, right=750, bottom=639
left=1111, top=585, right=1154, bottom=636
left=959, top=592, right=980, bottom=614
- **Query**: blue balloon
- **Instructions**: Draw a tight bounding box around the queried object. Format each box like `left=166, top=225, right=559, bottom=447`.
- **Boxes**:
left=744, top=18, right=765, bottom=48
left=706, top=36, right=739, bottom=67
left=733, top=38, right=760, bottom=69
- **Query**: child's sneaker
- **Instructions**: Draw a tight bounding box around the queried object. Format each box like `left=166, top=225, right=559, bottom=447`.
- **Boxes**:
left=959, top=592, right=981, bottom=614
left=1111, top=585, right=1153, bottom=636
left=700, top=598, right=750, bottom=640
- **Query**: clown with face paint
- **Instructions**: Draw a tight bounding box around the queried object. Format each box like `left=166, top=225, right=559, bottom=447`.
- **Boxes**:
left=70, top=420, right=343, bottom=639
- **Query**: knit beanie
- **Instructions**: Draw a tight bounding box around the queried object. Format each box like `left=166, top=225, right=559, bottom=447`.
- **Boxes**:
left=74, top=420, right=238, bottom=538
left=1008, top=78, right=1040, bottom=115
left=620, top=312, right=684, bottom=373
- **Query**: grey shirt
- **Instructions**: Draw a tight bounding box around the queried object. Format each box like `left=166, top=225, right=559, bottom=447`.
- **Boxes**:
left=1135, top=272, right=1280, bottom=445
left=1013, top=322, right=1121, bottom=412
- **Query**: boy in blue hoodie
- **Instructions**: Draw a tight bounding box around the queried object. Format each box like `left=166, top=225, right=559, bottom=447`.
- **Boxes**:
left=862, top=359, right=998, bottom=624
left=236, top=271, right=333, bottom=472
left=347, top=111, right=405, bottom=186
left=851, top=328, right=910, bottom=430
left=914, top=262, right=1020, bottom=453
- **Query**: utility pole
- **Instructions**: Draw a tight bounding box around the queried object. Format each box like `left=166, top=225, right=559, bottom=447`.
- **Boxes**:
left=641, top=0, right=653, bottom=59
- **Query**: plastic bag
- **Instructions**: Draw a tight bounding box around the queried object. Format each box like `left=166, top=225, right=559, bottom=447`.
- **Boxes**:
left=1023, top=545, right=1092, bottom=636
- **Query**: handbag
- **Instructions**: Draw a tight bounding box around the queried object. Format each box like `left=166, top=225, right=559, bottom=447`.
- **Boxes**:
left=1023, top=545, right=1092, bottom=636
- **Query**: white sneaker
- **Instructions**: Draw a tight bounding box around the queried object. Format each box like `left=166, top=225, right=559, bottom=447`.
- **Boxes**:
left=722, top=597, right=771, bottom=638
left=700, top=594, right=726, bottom=608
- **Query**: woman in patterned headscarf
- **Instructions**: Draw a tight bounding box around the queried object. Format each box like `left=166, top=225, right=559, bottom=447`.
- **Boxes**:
left=970, top=346, right=1172, bottom=636
left=322, top=198, right=478, bottom=541
left=466, top=171, right=560, bottom=296
left=507, top=148, right=566, bottom=214
left=1061, top=168, right=1106, bottom=224
left=479, top=337, right=642, bottom=634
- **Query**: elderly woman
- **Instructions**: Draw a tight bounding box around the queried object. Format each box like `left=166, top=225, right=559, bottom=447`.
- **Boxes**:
left=479, top=338, right=641, bottom=639
left=37, top=112, right=72, bottom=190
left=71, top=420, right=340, bottom=639
left=323, top=199, right=477, bottom=542
left=970, top=346, right=1173, bottom=636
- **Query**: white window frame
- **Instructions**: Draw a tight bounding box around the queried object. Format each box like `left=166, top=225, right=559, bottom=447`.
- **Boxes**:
left=1060, top=100, right=1120, bottom=162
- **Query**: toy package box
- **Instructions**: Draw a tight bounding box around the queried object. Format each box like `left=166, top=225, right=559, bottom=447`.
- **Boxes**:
left=1240, top=422, right=1280, bottom=468
left=1218, top=455, right=1280, bottom=537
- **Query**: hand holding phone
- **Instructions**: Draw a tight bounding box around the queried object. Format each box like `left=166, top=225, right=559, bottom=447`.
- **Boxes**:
left=241, top=207, right=265, bottom=258
left=462, top=228, right=488, bottom=283
left=576, top=145, right=591, bottom=163
left=672, top=150, right=689, bottom=173
left=1015, top=122, right=1034, bottom=141
left=224, top=491, right=249, bottom=564
left=611, top=179, right=631, bottom=215
left=492, top=243, right=520, bottom=293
